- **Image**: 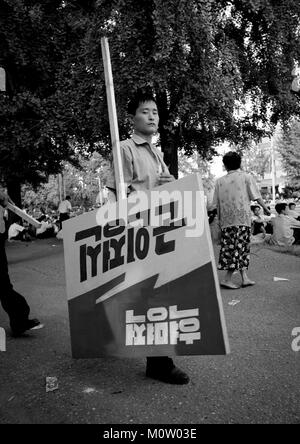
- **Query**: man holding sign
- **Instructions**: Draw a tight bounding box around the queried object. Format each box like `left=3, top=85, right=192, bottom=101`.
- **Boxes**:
left=106, top=91, right=190, bottom=384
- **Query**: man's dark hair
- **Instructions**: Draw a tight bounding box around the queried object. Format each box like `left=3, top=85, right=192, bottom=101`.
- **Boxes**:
left=222, top=151, right=242, bottom=170
left=65, top=195, right=71, bottom=200
left=275, top=203, right=287, bottom=214
left=251, top=205, right=260, bottom=212
left=127, top=91, right=157, bottom=116
left=288, top=202, right=296, bottom=209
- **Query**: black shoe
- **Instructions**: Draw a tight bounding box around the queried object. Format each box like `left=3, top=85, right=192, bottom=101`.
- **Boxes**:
left=11, top=318, right=44, bottom=337
left=146, top=365, right=190, bottom=385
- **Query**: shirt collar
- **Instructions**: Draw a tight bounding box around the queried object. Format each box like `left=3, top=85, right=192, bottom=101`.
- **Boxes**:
left=132, top=133, right=153, bottom=147
left=227, top=169, right=241, bottom=175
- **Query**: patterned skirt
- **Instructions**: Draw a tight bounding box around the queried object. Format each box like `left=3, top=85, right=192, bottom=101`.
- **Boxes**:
left=218, top=226, right=251, bottom=271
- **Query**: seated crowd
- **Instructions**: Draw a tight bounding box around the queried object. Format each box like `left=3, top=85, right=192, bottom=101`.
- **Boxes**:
left=250, top=201, right=300, bottom=247
left=5, top=214, right=60, bottom=242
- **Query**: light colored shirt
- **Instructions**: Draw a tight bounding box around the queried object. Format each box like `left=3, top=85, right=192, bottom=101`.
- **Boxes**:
left=251, top=214, right=267, bottom=225
left=288, top=209, right=300, bottom=219
left=212, top=170, right=261, bottom=229
left=8, top=223, right=25, bottom=239
left=106, top=134, right=169, bottom=193
left=36, top=221, right=52, bottom=235
left=58, top=199, right=72, bottom=214
left=270, top=214, right=300, bottom=246
left=287, top=215, right=300, bottom=228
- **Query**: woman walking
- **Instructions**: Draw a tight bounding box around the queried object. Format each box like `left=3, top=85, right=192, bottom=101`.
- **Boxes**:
left=212, top=151, right=271, bottom=289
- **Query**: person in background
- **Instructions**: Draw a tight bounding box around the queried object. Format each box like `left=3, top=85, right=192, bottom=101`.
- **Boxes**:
left=8, top=218, right=31, bottom=241
left=0, top=191, right=44, bottom=336
left=269, top=203, right=300, bottom=246
left=35, top=215, right=55, bottom=239
left=287, top=202, right=300, bottom=221
left=211, top=151, right=271, bottom=289
left=106, top=91, right=189, bottom=385
left=251, top=205, right=267, bottom=236
left=58, top=195, right=72, bottom=230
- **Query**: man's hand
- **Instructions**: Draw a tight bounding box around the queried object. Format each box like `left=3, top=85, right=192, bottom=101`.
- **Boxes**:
left=157, top=172, right=175, bottom=185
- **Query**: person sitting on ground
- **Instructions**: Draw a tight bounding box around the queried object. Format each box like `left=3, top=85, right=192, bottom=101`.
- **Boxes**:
left=250, top=205, right=269, bottom=244
left=8, top=219, right=31, bottom=242
left=52, top=218, right=60, bottom=234
left=251, top=205, right=267, bottom=236
left=269, top=203, right=300, bottom=246
left=35, top=215, right=55, bottom=239
left=287, top=202, right=300, bottom=221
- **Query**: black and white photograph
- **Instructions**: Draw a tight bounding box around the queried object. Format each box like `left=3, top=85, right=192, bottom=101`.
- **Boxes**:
left=0, top=0, right=299, bottom=428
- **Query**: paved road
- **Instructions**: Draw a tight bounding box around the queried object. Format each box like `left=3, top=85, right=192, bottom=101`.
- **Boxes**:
left=0, top=238, right=299, bottom=424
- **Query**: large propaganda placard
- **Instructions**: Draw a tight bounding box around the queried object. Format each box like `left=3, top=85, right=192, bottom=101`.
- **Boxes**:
left=63, top=174, right=230, bottom=358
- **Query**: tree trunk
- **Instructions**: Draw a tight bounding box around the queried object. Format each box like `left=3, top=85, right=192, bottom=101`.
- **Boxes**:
left=6, top=180, right=21, bottom=207
left=160, top=127, right=179, bottom=178
left=6, top=180, right=22, bottom=225
left=156, top=91, right=179, bottom=178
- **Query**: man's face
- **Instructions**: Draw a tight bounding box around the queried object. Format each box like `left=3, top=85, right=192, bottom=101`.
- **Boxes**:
left=132, top=100, right=159, bottom=136
left=290, top=204, right=296, bottom=211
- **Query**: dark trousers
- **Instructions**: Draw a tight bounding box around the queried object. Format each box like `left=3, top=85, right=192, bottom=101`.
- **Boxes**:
left=59, top=213, right=69, bottom=230
left=146, top=356, right=174, bottom=371
left=293, top=228, right=300, bottom=245
left=0, top=233, right=30, bottom=329
left=36, top=228, right=55, bottom=239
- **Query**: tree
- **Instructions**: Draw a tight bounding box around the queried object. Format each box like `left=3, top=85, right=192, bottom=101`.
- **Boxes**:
left=21, top=151, right=111, bottom=212
left=0, top=0, right=99, bottom=204
left=178, top=150, right=215, bottom=195
left=79, top=0, right=300, bottom=176
left=275, top=119, right=300, bottom=189
left=2, top=0, right=300, bottom=205
left=232, top=139, right=271, bottom=180
left=61, top=151, right=111, bottom=208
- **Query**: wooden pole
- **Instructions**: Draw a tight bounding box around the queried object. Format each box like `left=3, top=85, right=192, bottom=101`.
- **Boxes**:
left=6, top=202, right=41, bottom=228
left=101, top=37, right=126, bottom=201
left=58, top=174, right=63, bottom=202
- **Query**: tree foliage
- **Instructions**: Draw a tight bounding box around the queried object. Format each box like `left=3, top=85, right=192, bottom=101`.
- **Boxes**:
left=21, top=151, right=111, bottom=212
left=275, top=119, right=300, bottom=188
left=178, top=150, right=215, bottom=194
left=232, top=139, right=271, bottom=180
left=85, top=0, right=300, bottom=175
left=0, top=1, right=70, bottom=186
left=1, top=0, right=300, bottom=202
